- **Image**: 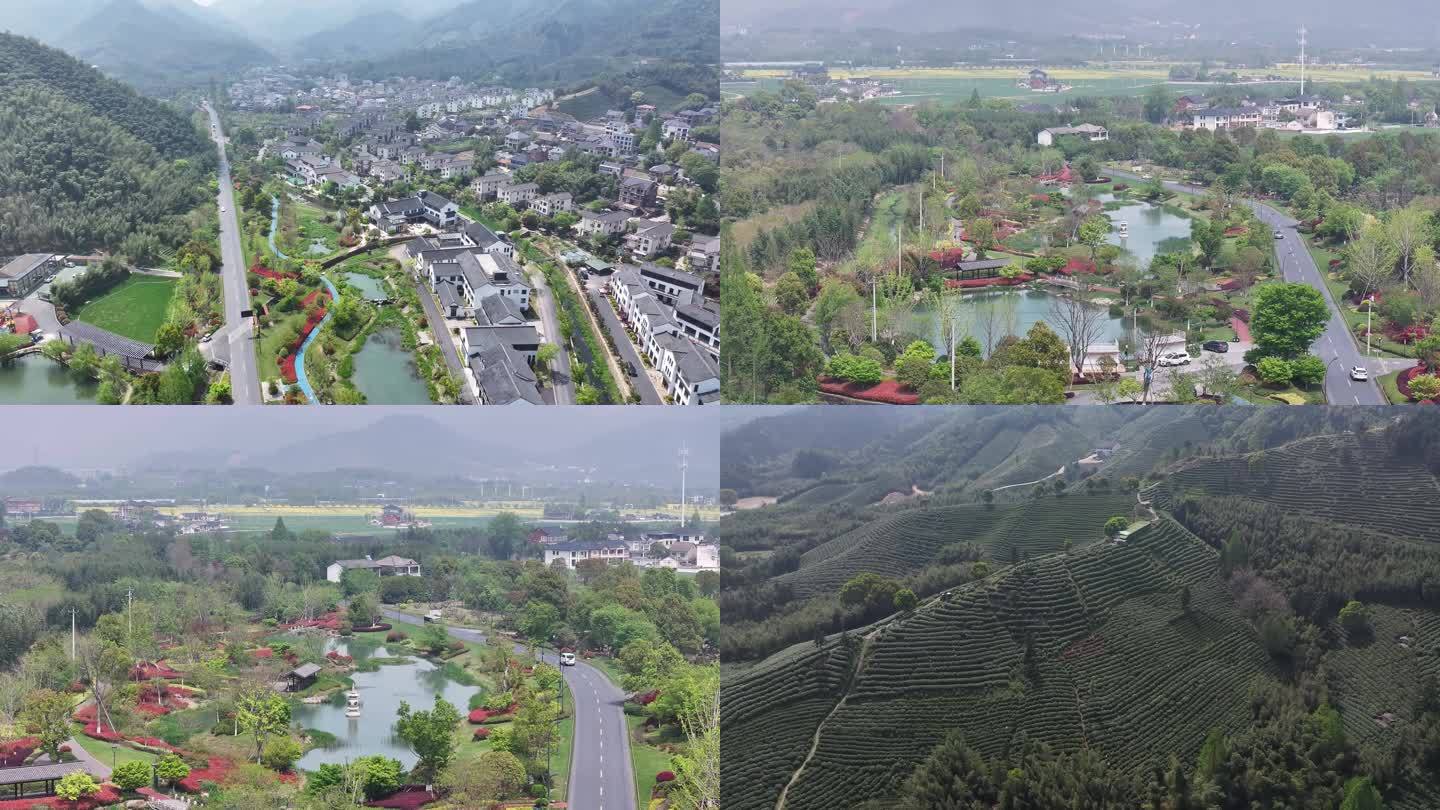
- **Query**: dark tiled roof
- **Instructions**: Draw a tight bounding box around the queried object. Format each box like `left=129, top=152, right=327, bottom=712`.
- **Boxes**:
left=0, top=761, right=87, bottom=786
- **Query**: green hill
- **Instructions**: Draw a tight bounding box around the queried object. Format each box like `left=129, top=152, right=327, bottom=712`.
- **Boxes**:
left=0, top=32, right=214, bottom=255
left=720, top=408, right=1440, bottom=809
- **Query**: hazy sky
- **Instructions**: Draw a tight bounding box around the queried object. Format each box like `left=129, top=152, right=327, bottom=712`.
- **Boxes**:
left=1, top=407, right=716, bottom=473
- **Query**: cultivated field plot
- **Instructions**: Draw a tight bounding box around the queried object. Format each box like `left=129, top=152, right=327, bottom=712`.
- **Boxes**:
left=70, top=274, right=176, bottom=342
left=724, top=520, right=1280, bottom=809
left=1152, top=433, right=1440, bottom=540
left=777, top=493, right=1135, bottom=599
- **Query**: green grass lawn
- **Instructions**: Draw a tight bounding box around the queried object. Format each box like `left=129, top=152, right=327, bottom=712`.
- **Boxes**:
left=550, top=681, right=575, bottom=804
left=70, top=725, right=158, bottom=769
left=627, top=714, right=672, bottom=810
left=71, top=276, right=177, bottom=343
left=1379, top=369, right=1408, bottom=404
left=291, top=199, right=341, bottom=256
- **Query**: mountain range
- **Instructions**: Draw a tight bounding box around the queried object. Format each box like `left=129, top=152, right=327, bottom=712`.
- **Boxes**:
left=2, top=0, right=717, bottom=93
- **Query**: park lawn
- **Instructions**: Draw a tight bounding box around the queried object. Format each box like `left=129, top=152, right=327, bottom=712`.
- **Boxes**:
left=293, top=199, right=341, bottom=253
left=587, top=657, right=626, bottom=688
left=70, top=725, right=158, bottom=769
left=627, top=714, right=672, bottom=810
left=1379, top=369, right=1408, bottom=404
left=71, top=275, right=177, bottom=343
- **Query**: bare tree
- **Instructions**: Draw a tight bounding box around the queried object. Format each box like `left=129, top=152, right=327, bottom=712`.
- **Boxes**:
left=1136, top=330, right=1178, bottom=404
left=1388, top=205, right=1428, bottom=286
left=1344, top=227, right=1395, bottom=303
left=1048, top=287, right=1107, bottom=382
left=929, top=289, right=972, bottom=390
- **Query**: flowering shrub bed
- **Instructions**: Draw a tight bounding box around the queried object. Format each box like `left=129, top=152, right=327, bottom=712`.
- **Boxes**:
left=250, top=264, right=297, bottom=281
left=83, top=721, right=125, bottom=742
left=817, top=377, right=920, bottom=405
left=325, top=650, right=354, bottom=664
left=131, top=661, right=183, bottom=681
left=468, top=704, right=517, bottom=724
left=252, top=647, right=273, bottom=659
left=0, top=737, right=38, bottom=767
left=365, top=786, right=439, bottom=808
left=72, top=705, right=96, bottom=723
left=1386, top=324, right=1429, bottom=345
left=280, top=611, right=341, bottom=631
left=179, top=757, right=236, bottom=792
left=945, top=274, right=1034, bottom=289
left=656, top=771, right=675, bottom=783
left=1397, top=365, right=1440, bottom=404
left=472, top=727, right=491, bottom=740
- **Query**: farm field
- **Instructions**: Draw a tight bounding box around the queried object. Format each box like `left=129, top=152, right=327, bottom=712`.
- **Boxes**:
left=70, top=275, right=177, bottom=343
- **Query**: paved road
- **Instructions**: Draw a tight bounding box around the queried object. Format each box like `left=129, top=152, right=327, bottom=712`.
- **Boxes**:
left=382, top=609, right=635, bottom=810
left=587, top=288, right=663, bottom=404
left=1249, top=202, right=1386, bottom=405
left=530, top=268, right=575, bottom=405
left=202, top=102, right=261, bottom=405
left=1110, top=168, right=1386, bottom=405
left=64, top=736, right=112, bottom=780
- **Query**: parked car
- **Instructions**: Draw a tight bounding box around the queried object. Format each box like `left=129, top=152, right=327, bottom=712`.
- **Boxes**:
left=1350, top=366, right=1369, bottom=381
left=424, top=610, right=443, bottom=623
left=1202, top=340, right=1230, bottom=354
left=1157, top=351, right=1191, bottom=367
left=625, top=360, right=638, bottom=377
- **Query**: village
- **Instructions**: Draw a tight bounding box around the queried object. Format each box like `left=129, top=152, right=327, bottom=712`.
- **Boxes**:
left=0, top=64, right=721, bottom=407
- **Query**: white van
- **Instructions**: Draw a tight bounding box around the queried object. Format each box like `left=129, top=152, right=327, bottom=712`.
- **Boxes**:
left=424, top=609, right=443, bottom=623
left=559, top=651, right=576, bottom=667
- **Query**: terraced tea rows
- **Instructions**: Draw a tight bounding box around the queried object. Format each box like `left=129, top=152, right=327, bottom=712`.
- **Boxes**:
left=730, top=520, right=1281, bottom=809
left=780, top=494, right=1135, bottom=599
left=1157, top=434, right=1440, bottom=539
left=720, top=640, right=858, bottom=810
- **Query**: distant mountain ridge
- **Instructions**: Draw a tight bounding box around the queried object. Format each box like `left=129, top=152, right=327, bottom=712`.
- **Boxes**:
left=60, top=0, right=271, bottom=93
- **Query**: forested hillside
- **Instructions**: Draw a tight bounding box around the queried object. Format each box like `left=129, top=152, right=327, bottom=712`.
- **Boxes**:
left=0, top=33, right=214, bottom=257
left=337, top=0, right=718, bottom=91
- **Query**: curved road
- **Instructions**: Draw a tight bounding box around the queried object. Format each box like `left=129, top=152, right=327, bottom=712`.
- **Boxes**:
left=1110, top=168, right=1384, bottom=404
left=202, top=101, right=261, bottom=405
left=382, top=608, right=635, bottom=810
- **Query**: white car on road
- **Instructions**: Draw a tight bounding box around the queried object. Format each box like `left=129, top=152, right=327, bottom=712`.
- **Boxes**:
left=1350, top=366, right=1369, bottom=381
left=560, top=652, right=576, bottom=667
left=1156, top=352, right=1191, bottom=368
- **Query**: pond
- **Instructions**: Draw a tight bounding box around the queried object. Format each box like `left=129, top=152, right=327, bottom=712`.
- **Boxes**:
left=0, top=354, right=98, bottom=403
left=913, top=289, right=1137, bottom=358
left=344, top=273, right=387, bottom=302
left=293, top=638, right=477, bottom=771
left=1092, top=192, right=1194, bottom=266
left=351, top=328, right=431, bottom=405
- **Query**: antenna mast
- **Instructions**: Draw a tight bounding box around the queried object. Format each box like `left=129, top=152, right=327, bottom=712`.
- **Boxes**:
left=1299, top=26, right=1308, bottom=97
left=679, top=442, right=690, bottom=525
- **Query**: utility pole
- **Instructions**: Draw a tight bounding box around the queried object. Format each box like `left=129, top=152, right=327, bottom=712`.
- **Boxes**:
left=127, top=587, right=133, bottom=637
left=869, top=274, right=878, bottom=342
left=70, top=608, right=77, bottom=660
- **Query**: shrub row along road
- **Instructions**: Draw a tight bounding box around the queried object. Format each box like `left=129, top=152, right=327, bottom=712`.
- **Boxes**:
left=382, top=608, right=636, bottom=810
left=1110, top=169, right=1384, bottom=405
left=203, top=101, right=261, bottom=406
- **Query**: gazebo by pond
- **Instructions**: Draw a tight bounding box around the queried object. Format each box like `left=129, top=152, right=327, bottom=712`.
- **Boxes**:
left=284, top=663, right=322, bottom=692
left=0, top=760, right=88, bottom=800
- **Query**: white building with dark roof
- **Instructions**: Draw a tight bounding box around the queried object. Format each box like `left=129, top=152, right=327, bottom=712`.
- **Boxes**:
left=367, top=190, right=458, bottom=232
